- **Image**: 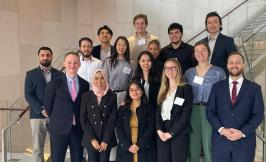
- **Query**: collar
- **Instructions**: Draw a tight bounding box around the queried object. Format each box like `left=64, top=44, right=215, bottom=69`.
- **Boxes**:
left=66, top=73, right=78, bottom=82
left=134, top=31, right=150, bottom=39
left=208, top=33, right=219, bottom=41
left=229, top=75, right=244, bottom=85
left=80, top=55, right=97, bottom=62
left=39, top=65, right=52, bottom=73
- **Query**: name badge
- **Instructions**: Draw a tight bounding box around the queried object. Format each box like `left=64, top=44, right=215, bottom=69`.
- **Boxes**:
left=174, top=97, right=185, bottom=106
left=123, top=67, right=131, bottom=74
left=138, top=38, right=146, bottom=46
left=193, top=76, right=204, bottom=85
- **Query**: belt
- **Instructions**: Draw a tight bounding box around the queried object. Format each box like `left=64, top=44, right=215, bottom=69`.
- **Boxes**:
left=112, top=89, right=126, bottom=93
left=194, top=102, right=207, bottom=106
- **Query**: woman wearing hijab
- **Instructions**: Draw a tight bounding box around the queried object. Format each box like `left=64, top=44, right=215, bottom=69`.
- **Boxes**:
left=80, top=69, right=117, bottom=162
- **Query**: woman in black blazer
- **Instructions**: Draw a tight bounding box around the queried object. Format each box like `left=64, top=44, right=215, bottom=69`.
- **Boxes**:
left=156, top=58, right=193, bottom=162
left=80, top=69, right=117, bottom=162
left=116, top=79, right=154, bottom=162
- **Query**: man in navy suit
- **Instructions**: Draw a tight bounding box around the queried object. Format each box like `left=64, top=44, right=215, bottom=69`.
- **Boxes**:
left=202, top=11, right=237, bottom=76
left=207, top=52, right=264, bottom=162
left=25, top=47, right=63, bottom=162
left=44, top=52, right=90, bottom=162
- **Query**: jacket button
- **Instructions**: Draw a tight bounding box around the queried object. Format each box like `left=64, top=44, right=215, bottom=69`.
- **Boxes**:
left=91, top=105, right=94, bottom=108
left=102, top=113, right=105, bottom=116
left=231, top=113, right=234, bottom=116
left=94, top=122, right=97, bottom=125
left=100, top=121, right=103, bottom=124
left=93, top=114, right=96, bottom=116
left=104, top=105, right=106, bottom=107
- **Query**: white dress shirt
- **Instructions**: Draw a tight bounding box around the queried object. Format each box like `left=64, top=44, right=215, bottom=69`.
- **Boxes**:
left=77, top=56, right=102, bottom=84
left=229, top=76, right=244, bottom=98
left=161, top=88, right=177, bottom=121
left=208, top=33, right=219, bottom=63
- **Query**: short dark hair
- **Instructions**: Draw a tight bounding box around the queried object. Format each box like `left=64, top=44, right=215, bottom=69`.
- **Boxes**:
left=97, top=25, right=113, bottom=36
left=205, top=11, right=223, bottom=31
left=168, top=23, right=183, bottom=34
left=133, top=13, right=148, bottom=25
left=64, top=52, right=80, bottom=60
left=227, top=51, right=245, bottom=63
left=78, top=37, right=93, bottom=47
left=38, top=46, right=53, bottom=55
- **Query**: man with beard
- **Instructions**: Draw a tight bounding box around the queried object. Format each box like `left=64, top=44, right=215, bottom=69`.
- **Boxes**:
left=77, top=37, right=102, bottom=84
left=202, top=11, right=237, bottom=76
left=25, top=46, right=63, bottom=162
left=91, top=25, right=115, bottom=61
left=158, top=23, right=196, bottom=74
left=207, top=52, right=264, bottom=162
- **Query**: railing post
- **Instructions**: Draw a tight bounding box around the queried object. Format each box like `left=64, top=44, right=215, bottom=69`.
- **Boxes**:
left=2, top=129, right=7, bottom=162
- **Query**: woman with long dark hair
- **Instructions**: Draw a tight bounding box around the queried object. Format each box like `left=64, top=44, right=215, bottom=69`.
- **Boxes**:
left=116, top=80, right=154, bottom=162
left=103, top=36, right=134, bottom=106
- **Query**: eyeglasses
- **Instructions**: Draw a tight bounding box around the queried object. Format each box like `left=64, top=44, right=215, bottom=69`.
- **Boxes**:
left=164, top=66, right=177, bottom=72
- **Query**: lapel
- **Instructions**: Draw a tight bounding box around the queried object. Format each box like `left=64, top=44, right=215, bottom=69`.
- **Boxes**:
left=63, top=75, right=73, bottom=102
left=224, top=79, right=232, bottom=107
left=99, top=90, right=110, bottom=109
left=36, top=67, right=47, bottom=85
left=234, top=79, right=248, bottom=106
left=90, top=91, right=103, bottom=117
left=211, top=33, right=221, bottom=62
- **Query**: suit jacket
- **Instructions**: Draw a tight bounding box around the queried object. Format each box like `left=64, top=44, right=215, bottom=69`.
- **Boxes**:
left=91, top=45, right=115, bottom=60
left=156, top=84, right=193, bottom=136
left=80, top=89, right=117, bottom=148
left=44, top=74, right=90, bottom=135
left=25, top=67, right=63, bottom=119
left=202, top=33, right=237, bottom=76
left=116, top=102, right=154, bottom=162
left=206, top=78, right=264, bottom=149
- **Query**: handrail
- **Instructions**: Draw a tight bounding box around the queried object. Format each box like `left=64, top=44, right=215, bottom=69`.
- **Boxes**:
left=0, top=108, right=25, bottom=111
left=186, top=0, right=249, bottom=43
left=2, top=106, right=29, bottom=162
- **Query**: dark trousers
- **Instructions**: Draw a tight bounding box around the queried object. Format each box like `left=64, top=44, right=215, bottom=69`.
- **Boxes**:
left=157, top=120, right=189, bottom=162
left=86, top=146, right=111, bottom=162
left=213, top=146, right=255, bottom=162
left=50, top=126, right=83, bottom=162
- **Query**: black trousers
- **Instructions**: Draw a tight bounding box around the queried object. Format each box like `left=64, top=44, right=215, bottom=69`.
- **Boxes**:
left=86, top=146, right=111, bottom=162
left=157, top=121, right=189, bottom=162
left=50, top=126, right=83, bottom=162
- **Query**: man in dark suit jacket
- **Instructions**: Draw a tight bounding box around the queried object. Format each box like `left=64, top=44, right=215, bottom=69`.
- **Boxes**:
left=91, top=25, right=115, bottom=61
left=44, top=52, right=90, bottom=162
left=207, top=52, right=264, bottom=162
left=202, top=11, right=237, bottom=76
left=25, top=46, right=63, bottom=162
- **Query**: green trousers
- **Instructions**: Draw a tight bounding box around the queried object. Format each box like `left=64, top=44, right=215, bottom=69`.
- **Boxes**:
left=188, top=105, right=213, bottom=162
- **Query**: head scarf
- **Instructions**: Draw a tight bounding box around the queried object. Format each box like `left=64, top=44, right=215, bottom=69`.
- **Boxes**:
left=91, top=69, right=109, bottom=103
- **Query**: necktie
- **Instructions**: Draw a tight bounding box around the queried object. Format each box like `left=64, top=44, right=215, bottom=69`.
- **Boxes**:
left=231, top=81, right=238, bottom=106
left=71, top=79, right=77, bottom=101
left=71, top=79, right=77, bottom=125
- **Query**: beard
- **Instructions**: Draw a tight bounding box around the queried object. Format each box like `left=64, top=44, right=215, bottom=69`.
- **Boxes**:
left=80, top=51, right=91, bottom=58
left=228, top=68, right=244, bottom=77
left=40, top=60, right=51, bottom=67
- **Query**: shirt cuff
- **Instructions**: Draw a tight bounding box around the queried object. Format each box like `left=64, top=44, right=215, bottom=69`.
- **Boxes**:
left=218, top=127, right=224, bottom=135
left=242, top=133, right=246, bottom=138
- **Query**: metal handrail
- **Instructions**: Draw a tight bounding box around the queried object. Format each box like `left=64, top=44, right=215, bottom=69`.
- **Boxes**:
left=186, top=0, right=249, bottom=43
left=2, top=106, right=29, bottom=162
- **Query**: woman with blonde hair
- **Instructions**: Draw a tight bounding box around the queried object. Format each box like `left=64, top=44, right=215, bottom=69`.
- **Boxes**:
left=156, top=58, right=193, bottom=162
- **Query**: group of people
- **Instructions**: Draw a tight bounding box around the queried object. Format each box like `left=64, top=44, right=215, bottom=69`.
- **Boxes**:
left=24, top=11, right=264, bottom=162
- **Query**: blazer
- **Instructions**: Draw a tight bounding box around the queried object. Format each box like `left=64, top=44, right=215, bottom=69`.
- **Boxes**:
left=80, top=89, right=117, bottom=148
left=116, top=103, right=154, bottom=162
left=91, top=45, right=115, bottom=60
left=44, top=74, right=90, bottom=135
left=202, top=33, right=237, bottom=76
left=207, top=78, right=264, bottom=149
left=25, top=67, right=63, bottom=119
left=156, top=84, right=193, bottom=136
